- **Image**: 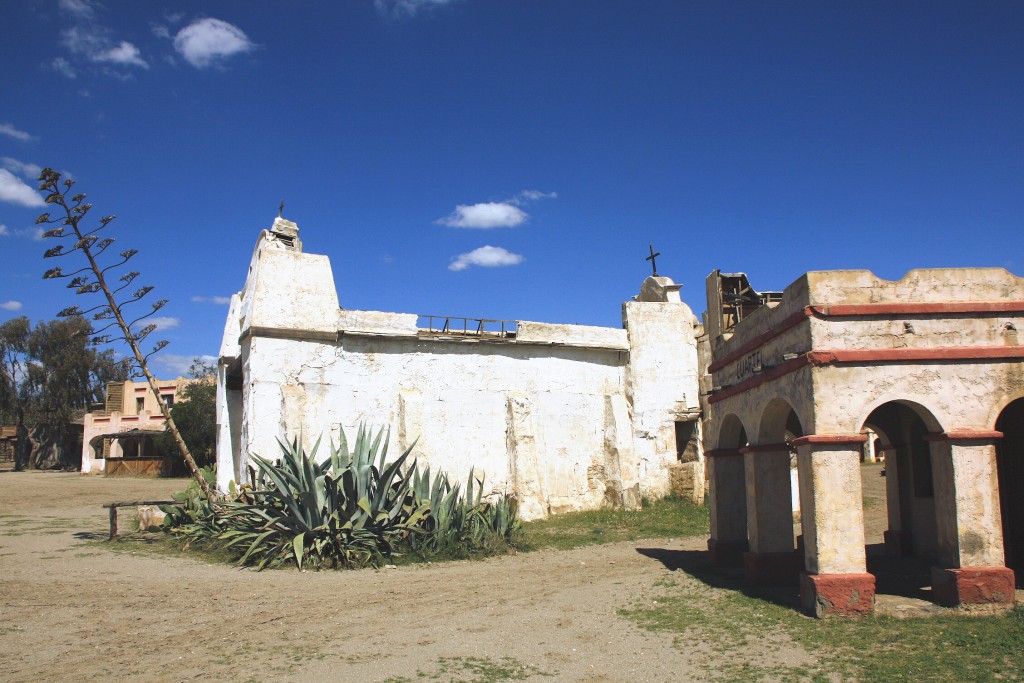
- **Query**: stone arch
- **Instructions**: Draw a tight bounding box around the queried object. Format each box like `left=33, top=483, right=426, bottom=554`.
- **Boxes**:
left=707, top=412, right=749, bottom=567
left=717, top=413, right=748, bottom=449
left=859, top=398, right=944, bottom=436
left=757, top=398, right=805, bottom=444
left=986, top=390, right=1024, bottom=431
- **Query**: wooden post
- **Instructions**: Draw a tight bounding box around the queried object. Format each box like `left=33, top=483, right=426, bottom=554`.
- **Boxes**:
left=108, top=505, right=118, bottom=540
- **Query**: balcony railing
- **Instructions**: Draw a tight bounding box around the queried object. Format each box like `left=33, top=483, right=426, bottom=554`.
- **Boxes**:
left=416, top=315, right=517, bottom=339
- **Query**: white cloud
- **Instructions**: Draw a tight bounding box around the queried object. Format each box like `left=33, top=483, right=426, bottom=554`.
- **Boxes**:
left=436, top=202, right=528, bottom=229
left=93, top=41, right=148, bottom=68
left=449, top=246, right=524, bottom=272
left=191, top=295, right=231, bottom=305
left=148, top=316, right=180, bottom=330
left=2, top=157, right=42, bottom=180
left=59, top=0, right=96, bottom=20
left=0, top=224, right=8, bottom=236
left=52, top=57, right=77, bottom=79
left=14, top=227, right=45, bottom=241
left=57, top=4, right=148, bottom=74
left=0, top=170, right=44, bottom=207
left=0, top=123, right=34, bottom=142
left=0, top=301, right=23, bottom=311
left=61, top=24, right=109, bottom=58
left=518, top=190, right=557, bottom=202
left=375, top=0, right=460, bottom=18
left=173, top=18, right=254, bottom=69
left=152, top=353, right=217, bottom=377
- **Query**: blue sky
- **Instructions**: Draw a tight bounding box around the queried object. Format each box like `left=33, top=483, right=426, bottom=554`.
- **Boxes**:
left=2, top=1, right=1022, bottom=375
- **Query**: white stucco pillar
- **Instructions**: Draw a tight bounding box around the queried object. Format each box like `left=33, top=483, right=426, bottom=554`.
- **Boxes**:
left=793, top=435, right=875, bottom=617
left=706, top=449, right=748, bottom=566
left=880, top=443, right=913, bottom=556
left=927, top=431, right=1016, bottom=607
left=741, top=444, right=800, bottom=583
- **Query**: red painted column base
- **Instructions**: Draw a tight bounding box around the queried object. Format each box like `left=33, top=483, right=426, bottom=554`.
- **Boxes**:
left=800, top=571, right=876, bottom=618
left=931, top=566, right=1016, bottom=607
left=744, top=551, right=802, bottom=584
left=708, top=538, right=748, bottom=567
left=883, top=529, right=913, bottom=557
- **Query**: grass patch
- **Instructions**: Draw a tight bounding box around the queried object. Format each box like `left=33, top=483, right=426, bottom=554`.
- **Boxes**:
left=135, top=494, right=709, bottom=570
left=622, top=568, right=1024, bottom=682
left=385, top=656, right=548, bottom=682
left=521, top=495, right=709, bottom=551
left=99, top=533, right=241, bottom=565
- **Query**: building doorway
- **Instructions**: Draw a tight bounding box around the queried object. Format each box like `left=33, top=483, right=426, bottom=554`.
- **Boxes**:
left=995, top=398, right=1024, bottom=586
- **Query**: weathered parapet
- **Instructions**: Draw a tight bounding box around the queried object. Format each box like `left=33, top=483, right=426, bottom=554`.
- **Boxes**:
left=515, top=321, right=628, bottom=350
left=624, top=276, right=703, bottom=502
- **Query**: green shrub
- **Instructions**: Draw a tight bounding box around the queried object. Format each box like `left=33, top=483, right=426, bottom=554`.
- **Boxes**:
left=160, top=465, right=219, bottom=545
left=162, top=425, right=522, bottom=570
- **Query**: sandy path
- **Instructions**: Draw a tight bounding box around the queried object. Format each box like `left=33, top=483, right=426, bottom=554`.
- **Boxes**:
left=0, top=465, right=907, bottom=681
left=0, top=469, right=827, bottom=682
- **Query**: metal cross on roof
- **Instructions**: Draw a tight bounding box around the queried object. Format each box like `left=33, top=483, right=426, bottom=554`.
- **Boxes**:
left=278, top=200, right=285, bottom=218
left=646, top=244, right=661, bottom=277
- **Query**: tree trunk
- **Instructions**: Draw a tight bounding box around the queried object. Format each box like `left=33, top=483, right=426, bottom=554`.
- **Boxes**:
left=14, top=415, right=29, bottom=472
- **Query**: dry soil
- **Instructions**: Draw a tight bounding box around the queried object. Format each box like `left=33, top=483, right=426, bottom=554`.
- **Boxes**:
left=0, top=463, right=961, bottom=682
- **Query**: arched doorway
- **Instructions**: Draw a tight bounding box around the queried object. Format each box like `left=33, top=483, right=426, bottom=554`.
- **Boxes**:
left=995, top=398, right=1024, bottom=585
left=707, top=414, right=749, bottom=566
left=740, top=401, right=804, bottom=583
left=859, top=401, right=942, bottom=601
left=863, top=401, right=941, bottom=559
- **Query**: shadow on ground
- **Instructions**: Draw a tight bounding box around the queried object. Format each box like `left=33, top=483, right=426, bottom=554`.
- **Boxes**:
left=637, top=544, right=942, bottom=615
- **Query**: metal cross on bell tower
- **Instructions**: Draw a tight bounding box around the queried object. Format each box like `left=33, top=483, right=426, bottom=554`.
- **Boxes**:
left=645, top=244, right=661, bottom=277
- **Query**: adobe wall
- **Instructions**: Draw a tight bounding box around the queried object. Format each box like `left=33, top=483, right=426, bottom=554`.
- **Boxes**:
left=217, top=219, right=702, bottom=519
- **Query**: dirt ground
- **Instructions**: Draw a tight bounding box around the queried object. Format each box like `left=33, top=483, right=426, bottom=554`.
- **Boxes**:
left=0, top=464, right=993, bottom=682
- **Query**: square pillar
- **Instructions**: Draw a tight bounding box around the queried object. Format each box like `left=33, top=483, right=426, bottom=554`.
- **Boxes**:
left=741, top=444, right=800, bottom=583
left=706, top=449, right=748, bottom=566
left=879, top=444, right=914, bottom=556
left=926, top=431, right=1016, bottom=607
left=793, top=435, right=875, bottom=617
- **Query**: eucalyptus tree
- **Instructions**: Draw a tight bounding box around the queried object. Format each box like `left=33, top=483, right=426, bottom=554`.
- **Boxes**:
left=25, top=316, right=99, bottom=469
left=35, top=169, right=214, bottom=498
left=0, top=315, right=113, bottom=469
left=0, top=317, right=32, bottom=470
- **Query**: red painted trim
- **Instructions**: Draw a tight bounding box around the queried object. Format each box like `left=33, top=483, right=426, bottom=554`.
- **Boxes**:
left=932, top=566, right=1016, bottom=607
left=93, top=418, right=110, bottom=423
left=811, top=301, right=1024, bottom=317
left=708, top=308, right=810, bottom=373
left=709, top=346, right=1024, bottom=405
left=704, top=448, right=743, bottom=458
left=812, top=346, right=1024, bottom=363
left=790, top=434, right=868, bottom=447
left=924, top=430, right=1003, bottom=442
left=134, top=388, right=147, bottom=393
left=709, top=354, right=812, bottom=404
left=121, top=417, right=138, bottom=422
left=800, top=572, right=876, bottom=617
left=709, top=300, right=1024, bottom=376
left=739, top=442, right=791, bottom=454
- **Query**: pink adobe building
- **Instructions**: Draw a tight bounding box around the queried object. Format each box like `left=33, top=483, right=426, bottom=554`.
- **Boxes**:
left=81, top=378, right=185, bottom=476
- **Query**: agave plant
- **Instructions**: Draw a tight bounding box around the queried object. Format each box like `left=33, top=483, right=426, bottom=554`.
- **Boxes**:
left=163, top=423, right=523, bottom=570
left=409, top=465, right=523, bottom=556
left=215, top=426, right=429, bottom=570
